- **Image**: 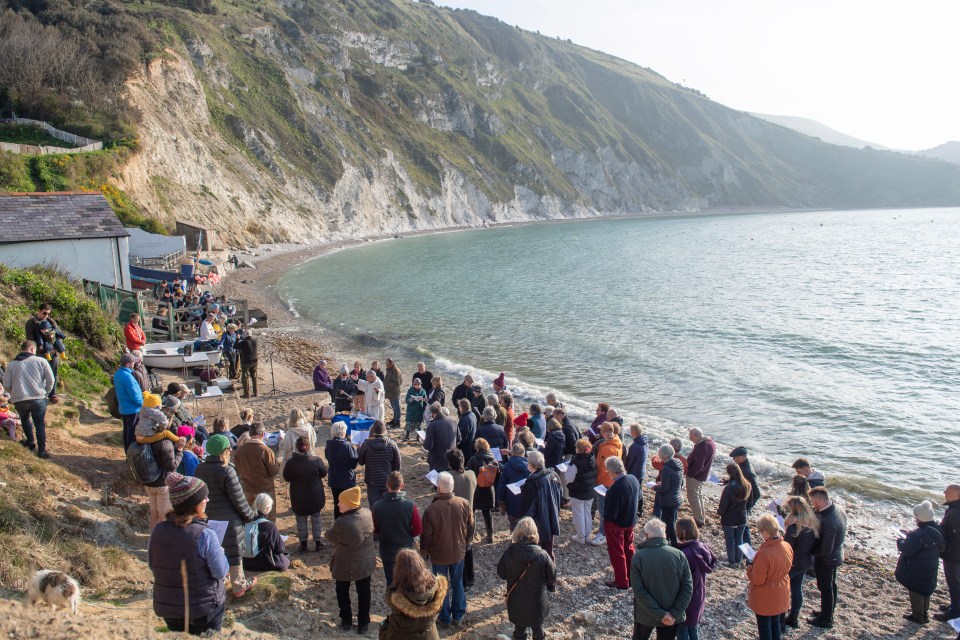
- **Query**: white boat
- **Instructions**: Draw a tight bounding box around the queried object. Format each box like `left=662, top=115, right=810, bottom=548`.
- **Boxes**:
left=141, top=341, right=223, bottom=369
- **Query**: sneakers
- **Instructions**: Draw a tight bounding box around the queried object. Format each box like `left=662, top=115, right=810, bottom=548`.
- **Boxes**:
left=232, top=576, right=257, bottom=598
left=570, top=534, right=585, bottom=544
left=589, top=534, right=606, bottom=546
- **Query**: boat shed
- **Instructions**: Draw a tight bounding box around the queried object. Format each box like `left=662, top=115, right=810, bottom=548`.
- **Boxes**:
left=0, top=192, right=132, bottom=290
left=126, top=227, right=186, bottom=270
left=175, top=220, right=219, bottom=252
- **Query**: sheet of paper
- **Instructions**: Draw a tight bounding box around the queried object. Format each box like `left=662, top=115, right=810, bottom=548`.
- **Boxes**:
left=555, top=462, right=569, bottom=473
left=535, top=438, right=544, bottom=448
left=890, top=526, right=907, bottom=539
left=767, top=499, right=782, bottom=513
left=776, top=515, right=785, bottom=529
left=507, top=478, right=527, bottom=495
left=350, top=429, right=369, bottom=445
left=594, top=484, right=608, bottom=496
left=738, top=543, right=756, bottom=561
left=948, top=617, right=960, bottom=632
left=645, top=481, right=657, bottom=488
left=280, top=535, right=289, bottom=543
left=416, top=429, right=427, bottom=441
left=707, top=473, right=721, bottom=484
left=492, top=449, right=503, bottom=462
left=425, top=469, right=439, bottom=486
left=207, top=520, right=229, bottom=544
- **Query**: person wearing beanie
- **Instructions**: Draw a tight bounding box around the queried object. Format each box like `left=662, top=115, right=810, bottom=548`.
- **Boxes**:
left=149, top=473, right=230, bottom=635
left=136, top=393, right=181, bottom=449
left=895, top=500, right=946, bottom=624
left=195, top=434, right=258, bottom=598
left=325, top=485, right=376, bottom=634
left=176, top=427, right=201, bottom=477
left=493, top=372, right=507, bottom=395
left=136, top=397, right=184, bottom=530
left=332, top=364, right=358, bottom=413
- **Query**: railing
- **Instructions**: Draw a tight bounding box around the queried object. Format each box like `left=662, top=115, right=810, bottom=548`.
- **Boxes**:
left=0, top=117, right=103, bottom=154
left=146, top=299, right=251, bottom=342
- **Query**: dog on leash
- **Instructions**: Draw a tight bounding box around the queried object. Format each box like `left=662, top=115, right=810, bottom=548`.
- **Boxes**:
left=25, top=570, right=80, bottom=614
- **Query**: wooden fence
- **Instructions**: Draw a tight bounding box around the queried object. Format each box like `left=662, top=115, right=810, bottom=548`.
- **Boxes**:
left=0, top=117, right=103, bottom=154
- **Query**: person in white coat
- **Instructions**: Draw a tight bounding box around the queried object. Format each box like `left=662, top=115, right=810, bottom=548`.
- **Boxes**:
left=279, top=408, right=316, bottom=465
left=357, top=370, right=384, bottom=420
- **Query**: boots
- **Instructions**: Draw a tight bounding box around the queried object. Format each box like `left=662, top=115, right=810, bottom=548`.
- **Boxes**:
left=300, top=541, right=308, bottom=552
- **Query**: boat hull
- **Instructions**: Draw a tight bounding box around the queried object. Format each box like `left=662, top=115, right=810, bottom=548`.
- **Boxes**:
left=141, top=341, right=223, bottom=369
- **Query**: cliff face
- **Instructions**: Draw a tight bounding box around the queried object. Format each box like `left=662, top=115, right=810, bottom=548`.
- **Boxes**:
left=115, top=0, right=960, bottom=246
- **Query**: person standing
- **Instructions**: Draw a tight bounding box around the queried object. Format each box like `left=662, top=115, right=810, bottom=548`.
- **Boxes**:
left=381, top=549, right=447, bottom=640
left=423, top=403, right=459, bottom=472
left=404, top=378, right=428, bottom=441
left=807, top=486, right=847, bottom=629
left=498, top=443, right=532, bottom=532
left=412, top=362, right=433, bottom=396
left=3, top=340, right=55, bottom=459
left=653, top=443, right=685, bottom=547
left=603, top=456, right=641, bottom=590
left=372, top=472, right=422, bottom=586
left=675, top=518, right=717, bottom=640
left=565, top=438, right=598, bottom=545
left=124, top=312, right=147, bottom=353
left=718, top=463, right=751, bottom=567
left=24, top=304, right=60, bottom=403
left=278, top=408, right=316, bottom=466
left=218, top=324, right=240, bottom=380
left=631, top=518, right=694, bottom=640
left=685, top=428, right=716, bottom=528
left=747, top=514, right=793, bottom=640
left=791, top=458, right=826, bottom=489
left=447, top=449, right=478, bottom=589
left=384, top=359, right=403, bottom=428
left=896, top=500, right=946, bottom=625
left=282, top=436, right=328, bottom=552
left=731, top=447, right=762, bottom=544
left=467, top=438, right=500, bottom=545
left=590, top=421, right=624, bottom=546
left=781, top=496, right=819, bottom=628
left=325, top=486, right=376, bottom=635
left=497, top=517, right=557, bottom=640
left=113, top=352, right=143, bottom=451
left=476, top=406, right=508, bottom=451
left=325, top=422, right=358, bottom=520
left=427, top=376, right=445, bottom=409
left=937, top=484, right=960, bottom=623
left=456, top=399, right=478, bottom=462
left=236, top=328, right=258, bottom=398
left=451, top=374, right=473, bottom=410
left=624, top=424, right=649, bottom=517
left=332, top=364, right=357, bottom=413
left=357, top=420, right=401, bottom=509
left=357, top=370, right=385, bottom=420
left=233, top=423, right=281, bottom=521
left=420, top=472, right=474, bottom=628
left=519, top=451, right=563, bottom=561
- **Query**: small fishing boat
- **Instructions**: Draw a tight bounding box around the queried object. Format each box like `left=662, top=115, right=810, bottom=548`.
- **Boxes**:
left=141, top=341, right=223, bottom=370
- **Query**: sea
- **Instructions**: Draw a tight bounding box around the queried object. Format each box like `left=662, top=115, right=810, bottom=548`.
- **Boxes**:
left=277, top=207, right=960, bottom=524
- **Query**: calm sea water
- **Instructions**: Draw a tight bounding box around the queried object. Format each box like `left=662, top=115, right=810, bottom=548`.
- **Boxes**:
left=279, top=208, right=960, bottom=510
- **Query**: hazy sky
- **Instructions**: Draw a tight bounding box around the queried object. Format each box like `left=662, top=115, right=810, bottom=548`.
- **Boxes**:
left=439, top=1, right=958, bottom=150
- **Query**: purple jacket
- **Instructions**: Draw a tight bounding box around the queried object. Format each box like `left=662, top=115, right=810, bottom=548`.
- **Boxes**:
left=685, top=438, right=716, bottom=482
left=679, top=538, right=717, bottom=626
left=313, top=365, right=333, bottom=392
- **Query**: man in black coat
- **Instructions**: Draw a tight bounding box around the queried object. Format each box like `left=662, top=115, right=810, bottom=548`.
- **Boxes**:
left=476, top=406, right=508, bottom=451
left=936, top=484, right=960, bottom=622
left=371, top=472, right=422, bottom=586
left=553, top=408, right=579, bottom=460
left=809, top=486, right=847, bottom=629
left=357, top=421, right=401, bottom=509
left=731, top=447, right=761, bottom=544
left=236, top=328, right=258, bottom=398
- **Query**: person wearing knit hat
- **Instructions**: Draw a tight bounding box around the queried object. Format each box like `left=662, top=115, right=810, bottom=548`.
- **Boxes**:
left=205, top=433, right=231, bottom=457
left=493, top=371, right=506, bottom=393
left=149, top=473, right=229, bottom=635
left=895, top=500, right=947, bottom=624
left=325, top=484, right=375, bottom=633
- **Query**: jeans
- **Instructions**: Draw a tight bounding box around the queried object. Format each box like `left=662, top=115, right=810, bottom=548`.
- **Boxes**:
left=296, top=513, right=322, bottom=541
left=686, top=478, right=705, bottom=525
left=367, top=487, right=386, bottom=510
left=723, top=524, right=747, bottom=564
left=676, top=624, right=699, bottom=640
left=633, top=623, right=678, bottom=640
left=164, top=601, right=225, bottom=636
left=336, top=577, right=371, bottom=625
left=121, top=412, right=138, bottom=451
left=788, top=571, right=805, bottom=618
left=16, top=399, right=48, bottom=454
left=432, top=560, right=466, bottom=624
left=604, top=520, right=634, bottom=588
left=814, top=563, right=839, bottom=620
left=570, top=497, right=594, bottom=540
left=756, top=614, right=782, bottom=640
left=661, top=504, right=679, bottom=546
left=944, top=560, right=960, bottom=615
left=388, top=397, right=401, bottom=424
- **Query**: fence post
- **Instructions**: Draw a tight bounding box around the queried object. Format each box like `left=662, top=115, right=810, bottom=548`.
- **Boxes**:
left=168, top=303, right=177, bottom=341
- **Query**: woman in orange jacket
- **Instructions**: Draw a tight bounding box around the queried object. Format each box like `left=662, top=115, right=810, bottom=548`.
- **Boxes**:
left=588, top=422, right=624, bottom=546
left=747, top=513, right=794, bottom=640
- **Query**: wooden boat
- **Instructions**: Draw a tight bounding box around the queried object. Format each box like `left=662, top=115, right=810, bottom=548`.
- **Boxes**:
left=140, top=341, right=223, bottom=369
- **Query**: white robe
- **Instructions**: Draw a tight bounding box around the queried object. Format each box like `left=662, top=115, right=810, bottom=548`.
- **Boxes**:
left=357, top=377, right=384, bottom=420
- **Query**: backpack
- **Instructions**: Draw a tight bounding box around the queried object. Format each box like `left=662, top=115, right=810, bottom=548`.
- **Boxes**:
left=126, top=441, right=162, bottom=485
left=242, top=518, right=269, bottom=558
left=105, top=386, right=121, bottom=419
left=477, top=462, right=499, bottom=488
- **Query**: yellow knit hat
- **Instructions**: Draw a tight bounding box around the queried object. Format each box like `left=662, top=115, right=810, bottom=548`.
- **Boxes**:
left=142, top=392, right=162, bottom=408
left=339, top=486, right=361, bottom=511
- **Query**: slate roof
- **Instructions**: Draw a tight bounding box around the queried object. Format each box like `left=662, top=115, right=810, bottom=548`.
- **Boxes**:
left=0, top=192, right=129, bottom=244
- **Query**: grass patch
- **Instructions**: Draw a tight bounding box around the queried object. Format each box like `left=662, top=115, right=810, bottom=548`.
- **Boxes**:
left=0, top=124, right=80, bottom=148
left=255, top=573, right=292, bottom=600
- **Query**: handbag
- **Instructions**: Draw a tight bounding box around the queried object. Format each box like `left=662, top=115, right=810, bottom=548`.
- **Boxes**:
left=505, top=562, right=534, bottom=604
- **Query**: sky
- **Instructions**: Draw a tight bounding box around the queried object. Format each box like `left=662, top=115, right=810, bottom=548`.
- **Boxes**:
left=438, top=1, right=959, bottom=151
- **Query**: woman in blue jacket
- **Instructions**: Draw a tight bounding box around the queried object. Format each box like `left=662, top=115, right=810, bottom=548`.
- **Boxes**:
left=497, top=443, right=532, bottom=532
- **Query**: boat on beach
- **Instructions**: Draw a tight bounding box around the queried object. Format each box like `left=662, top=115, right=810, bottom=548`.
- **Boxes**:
left=140, top=341, right=223, bottom=369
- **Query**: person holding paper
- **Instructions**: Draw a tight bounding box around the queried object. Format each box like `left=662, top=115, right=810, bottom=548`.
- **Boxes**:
left=591, top=422, right=624, bottom=547
left=895, top=500, right=946, bottom=625
left=807, top=486, right=847, bottom=629
left=781, top=497, right=820, bottom=629
left=630, top=518, right=693, bottom=639
left=420, top=472, right=474, bottom=627
left=731, top=447, right=762, bottom=546
left=423, top=403, right=459, bottom=472
left=676, top=518, right=718, bottom=640
left=685, top=428, right=716, bottom=529
left=357, top=421, right=401, bottom=509
left=467, top=438, right=500, bottom=545
left=566, top=438, right=598, bottom=545
left=404, top=378, right=428, bottom=441
left=602, top=456, right=641, bottom=590
left=498, top=443, right=532, bottom=532
left=332, top=364, right=357, bottom=413
left=653, top=443, right=685, bottom=548
left=446, top=449, right=479, bottom=589
left=149, top=472, right=231, bottom=634
left=718, top=463, right=752, bottom=567
left=746, top=514, right=793, bottom=640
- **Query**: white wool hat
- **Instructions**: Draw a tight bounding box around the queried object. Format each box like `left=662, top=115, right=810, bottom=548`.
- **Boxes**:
left=913, top=500, right=935, bottom=523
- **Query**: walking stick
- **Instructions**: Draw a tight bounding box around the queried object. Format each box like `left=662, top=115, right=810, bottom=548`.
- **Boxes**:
left=181, top=559, right=190, bottom=635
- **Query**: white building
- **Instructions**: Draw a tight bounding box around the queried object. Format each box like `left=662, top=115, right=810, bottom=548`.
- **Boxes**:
left=0, top=192, right=131, bottom=290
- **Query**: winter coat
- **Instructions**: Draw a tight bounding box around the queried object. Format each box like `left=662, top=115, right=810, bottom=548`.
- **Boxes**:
left=236, top=335, right=257, bottom=365
left=747, top=537, right=793, bottom=616
left=404, top=386, right=428, bottom=424
left=813, top=503, right=847, bottom=567
left=279, top=421, right=316, bottom=464
left=124, top=321, right=146, bottom=353
left=242, top=513, right=290, bottom=573
left=234, top=440, right=280, bottom=497
left=426, top=387, right=445, bottom=408
left=423, top=416, right=459, bottom=472
left=313, top=365, right=333, bottom=392
left=631, top=537, right=693, bottom=627
left=520, top=468, right=562, bottom=543
left=595, top=436, right=624, bottom=488
left=718, top=480, right=749, bottom=526
left=456, top=411, right=477, bottom=461
left=738, top=459, right=761, bottom=512
left=566, top=452, right=597, bottom=501
left=136, top=407, right=169, bottom=438
left=372, top=492, right=422, bottom=565
left=522, top=414, right=543, bottom=440
left=450, top=469, right=477, bottom=511
left=113, top=366, right=143, bottom=415
left=420, top=493, right=474, bottom=566
left=655, top=457, right=685, bottom=508
left=380, top=576, right=447, bottom=640
left=784, top=522, right=817, bottom=576
left=194, top=459, right=256, bottom=564
left=358, top=435, right=401, bottom=492
left=384, top=366, right=403, bottom=400
left=604, top=473, right=641, bottom=528
left=497, top=455, right=532, bottom=517
left=466, top=450, right=499, bottom=511
left=679, top=539, right=718, bottom=626
left=896, top=521, right=946, bottom=596
left=282, top=452, right=327, bottom=515
left=147, top=439, right=183, bottom=489
left=149, top=519, right=227, bottom=622
left=476, top=421, right=508, bottom=451
left=325, top=437, right=358, bottom=490
left=624, top=434, right=649, bottom=484
left=806, top=470, right=826, bottom=489
left=497, top=542, right=557, bottom=628
left=332, top=376, right=357, bottom=412
left=326, top=507, right=376, bottom=581
left=941, top=499, right=960, bottom=563
left=412, top=371, right=433, bottom=394
left=685, top=438, right=716, bottom=482
left=219, top=331, right=239, bottom=354
left=542, top=429, right=566, bottom=469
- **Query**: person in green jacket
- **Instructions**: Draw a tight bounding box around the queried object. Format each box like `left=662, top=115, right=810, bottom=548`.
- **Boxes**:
left=404, top=379, right=428, bottom=441
left=630, top=518, right=694, bottom=640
